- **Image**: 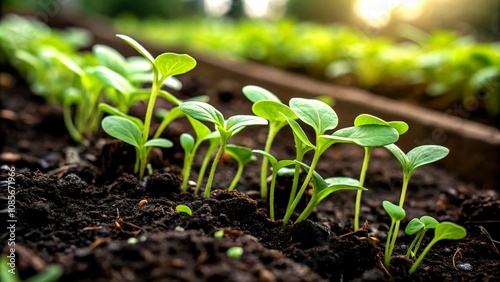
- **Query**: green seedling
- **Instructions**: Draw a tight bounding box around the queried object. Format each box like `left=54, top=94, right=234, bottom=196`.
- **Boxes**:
left=405, top=216, right=439, bottom=258
left=101, top=34, right=196, bottom=178
left=252, top=150, right=295, bottom=221
left=409, top=222, right=466, bottom=274
left=0, top=257, right=63, bottom=282
left=180, top=101, right=267, bottom=197
left=175, top=204, right=193, bottom=216
left=226, top=246, right=244, bottom=259
left=224, top=144, right=257, bottom=191
left=350, top=114, right=408, bottom=230
left=294, top=161, right=367, bottom=224
left=243, top=85, right=297, bottom=200
left=382, top=200, right=406, bottom=267
left=383, top=143, right=449, bottom=266
left=194, top=132, right=221, bottom=195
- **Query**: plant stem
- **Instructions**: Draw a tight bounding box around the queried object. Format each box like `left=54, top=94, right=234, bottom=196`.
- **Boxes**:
left=399, top=173, right=411, bottom=207
left=295, top=195, right=318, bottom=223
left=181, top=152, right=194, bottom=193
left=228, top=162, right=244, bottom=191
left=406, top=232, right=421, bottom=258
left=204, top=141, right=226, bottom=198
left=260, top=125, right=279, bottom=200
left=281, top=151, right=320, bottom=227
left=409, top=240, right=437, bottom=274
left=268, top=170, right=278, bottom=221
left=354, top=147, right=372, bottom=230
left=384, top=220, right=396, bottom=266
left=287, top=149, right=306, bottom=211
left=195, top=141, right=218, bottom=195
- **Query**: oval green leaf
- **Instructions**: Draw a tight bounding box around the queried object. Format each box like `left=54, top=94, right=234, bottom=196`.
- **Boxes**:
left=252, top=100, right=297, bottom=121
left=180, top=101, right=224, bottom=125
left=225, top=144, right=255, bottom=164
left=154, top=53, right=197, bottom=78
left=434, top=222, right=467, bottom=241
left=333, top=125, right=399, bottom=147
left=98, top=103, right=143, bottom=129
left=420, top=216, right=439, bottom=230
left=93, top=44, right=128, bottom=76
left=144, top=138, right=173, bottom=148
left=405, top=218, right=425, bottom=235
left=225, top=115, right=268, bottom=133
left=175, top=204, right=193, bottom=216
left=116, top=34, right=155, bottom=65
left=91, top=66, right=135, bottom=94
left=290, top=98, right=338, bottom=135
left=382, top=200, right=406, bottom=221
left=102, top=116, right=142, bottom=148
left=407, top=145, right=449, bottom=174
left=242, top=85, right=281, bottom=103
left=180, top=133, right=195, bottom=153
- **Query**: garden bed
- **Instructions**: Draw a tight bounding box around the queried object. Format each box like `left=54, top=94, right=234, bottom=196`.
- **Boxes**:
left=1, top=11, right=500, bottom=282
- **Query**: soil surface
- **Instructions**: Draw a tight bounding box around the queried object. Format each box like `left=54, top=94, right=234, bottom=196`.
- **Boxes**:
left=1, top=57, right=500, bottom=282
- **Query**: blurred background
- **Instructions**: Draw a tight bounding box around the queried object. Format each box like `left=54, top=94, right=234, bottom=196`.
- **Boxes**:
left=2, top=0, right=499, bottom=125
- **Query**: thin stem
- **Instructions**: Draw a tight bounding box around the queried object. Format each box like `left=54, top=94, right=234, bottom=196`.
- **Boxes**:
left=281, top=151, right=320, bottom=227
left=413, top=229, right=427, bottom=256
left=228, top=162, right=244, bottom=191
left=384, top=221, right=396, bottom=266
left=260, top=124, right=279, bottom=200
left=195, top=141, right=218, bottom=195
left=406, top=232, right=422, bottom=258
left=399, top=173, right=411, bottom=207
left=268, top=170, right=278, bottom=221
left=287, top=149, right=306, bottom=211
left=295, top=195, right=318, bottom=223
left=63, top=103, right=82, bottom=142
left=181, top=152, right=194, bottom=193
left=204, top=140, right=226, bottom=198
left=386, top=220, right=402, bottom=266
left=409, top=240, right=437, bottom=274
left=354, top=147, right=372, bottom=230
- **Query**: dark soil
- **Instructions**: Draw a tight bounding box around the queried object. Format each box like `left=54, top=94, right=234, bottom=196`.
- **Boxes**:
left=1, top=55, right=500, bottom=282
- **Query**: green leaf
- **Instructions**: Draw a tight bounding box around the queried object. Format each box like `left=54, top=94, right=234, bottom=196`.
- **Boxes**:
left=290, top=98, right=338, bottom=135
left=226, top=246, right=244, bottom=259
left=433, top=222, right=467, bottom=241
left=187, top=115, right=212, bottom=140
left=225, top=115, right=268, bottom=132
left=154, top=53, right=197, bottom=78
left=387, top=121, right=409, bottom=135
left=158, top=89, right=181, bottom=106
left=354, top=114, right=408, bottom=135
left=180, top=101, right=224, bottom=125
left=252, top=150, right=278, bottom=166
left=102, top=116, right=142, bottom=148
left=283, top=114, right=315, bottom=149
left=175, top=204, right=193, bottom=216
left=420, top=216, right=439, bottom=229
left=52, top=52, right=84, bottom=76
left=91, top=66, right=135, bottom=94
left=242, top=85, right=281, bottom=103
left=144, top=138, right=173, bottom=148
left=382, top=200, right=406, bottom=221
left=405, top=218, right=425, bottom=235
left=252, top=100, right=297, bottom=121
left=98, top=103, right=143, bottom=129
left=406, top=145, right=449, bottom=174
left=93, top=44, right=128, bottom=75
left=180, top=133, right=195, bottom=153
left=25, top=263, right=64, bottom=282
left=325, top=177, right=360, bottom=186
left=332, top=125, right=399, bottom=147
left=225, top=144, right=256, bottom=164
left=384, top=144, right=409, bottom=169
left=164, top=76, right=183, bottom=90
left=116, top=34, right=155, bottom=65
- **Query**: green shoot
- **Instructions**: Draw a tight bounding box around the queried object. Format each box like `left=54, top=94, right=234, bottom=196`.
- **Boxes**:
left=226, top=246, right=244, bottom=259
left=102, top=34, right=196, bottom=179
left=409, top=222, right=467, bottom=274
left=382, top=200, right=406, bottom=267
left=294, top=161, right=367, bottom=224
left=405, top=216, right=439, bottom=258
left=175, top=204, right=193, bottom=216
left=349, top=114, right=408, bottom=230
left=252, top=150, right=295, bottom=221
left=0, top=256, right=63, bottom=282
left=180, top=101, right=267, bottom=197
left=243, top=85, right=297, bottom=200
left=214, top=230, right=224, bottom=239
left=194, top=132, right=221, bottom=195
left=224, top=144, right=257, bottom=191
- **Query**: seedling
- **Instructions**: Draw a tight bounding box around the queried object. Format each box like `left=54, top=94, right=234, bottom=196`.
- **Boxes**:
left=409, top=222, right=466, bottom=274
left=243, top=85, right=297, bottom=199
left=224, top=144, right=257, bottom=191
left=405, top=216, right=439, bottom=258
left=252, top=150, right=295, bottom=221
left=101, top=34, right=196, bottom=178
left=175, top=204, right=193, bottom=216
left=180, top=101, right=267, bottom=198
left=294, top=161, right=367, bottom=224
left=226, top=246, right=244, bottom=259
left=0, top=256, right=63, bottom=282
left=382, top=200, right=406, bottom=267
left=214, top=230, right=224, bottom=239
left=350, top=114, right=408, bottom=230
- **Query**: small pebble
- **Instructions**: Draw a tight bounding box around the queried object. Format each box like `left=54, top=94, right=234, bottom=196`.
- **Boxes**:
left=457, top=263, right=473, bottom=271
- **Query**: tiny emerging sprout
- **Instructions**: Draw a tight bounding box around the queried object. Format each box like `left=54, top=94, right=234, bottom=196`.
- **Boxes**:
left=405, top=216, right=439, bottom=259
left=409, top=222, right=467, bottom=274
left=175, top=226, right=185, bottom=232
left=175, top=204, right=193, bottom=216
left=224, top=144, right=256, bottom=191
left=382, top=200, right=406, bottom=267
left=180, top=101, right=267, bottom=198
left=214, top=230, right=224, bottom=239
left=226, top=246, right=244, bottom=259
left=0, top=256, right=63, bottom=282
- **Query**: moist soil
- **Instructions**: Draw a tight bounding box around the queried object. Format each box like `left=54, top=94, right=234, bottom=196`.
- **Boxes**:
left=1, top=62, right=500, bottom=282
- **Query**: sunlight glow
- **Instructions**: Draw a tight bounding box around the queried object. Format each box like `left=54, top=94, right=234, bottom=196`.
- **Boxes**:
left=203, top=0, right=232, bottom=17
left=355, top=0, right=426, bottom=27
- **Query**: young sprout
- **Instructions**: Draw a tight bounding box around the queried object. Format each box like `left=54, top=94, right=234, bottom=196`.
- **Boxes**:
left=405, top=216, right=439, bottom=259
left=349, top=114, right=408, bottom=230
left=252, top=150, right=295, bottom=221
left=194, top=132, right=221, bottom=195
left=101, top=34, right=196, bottom=179
left=175, top=204, right=193, bottom=216
left=382, top=143, right=449, bottom=266
left=226, top=246, right=244, bottom=259
left=294, top=161, right=367, bottom=224
left=180, top=101, right=267, bottom=198
left=0, top=256, right=63, bottom=282
left=242, top=85, right=297, bottom=200
left=224, top=144, right=257, bottom=191
left=409, top=222, right=466, bottom=274
left=382, top=200, right=406, bottom=267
